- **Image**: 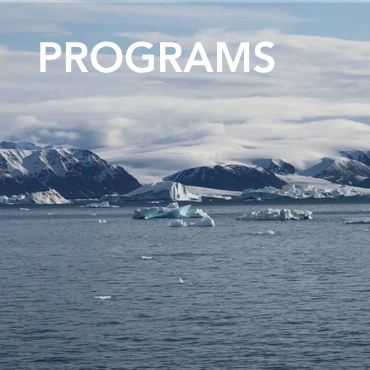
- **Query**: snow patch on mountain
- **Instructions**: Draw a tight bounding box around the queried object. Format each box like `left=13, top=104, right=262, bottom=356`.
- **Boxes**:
left=253, top=159, right=295, bottom=175
left=0, top=148, right=140, bottom=199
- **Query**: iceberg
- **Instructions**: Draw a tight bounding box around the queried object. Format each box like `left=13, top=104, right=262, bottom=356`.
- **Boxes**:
left=236, top=208, right=313, bottom=221
left=122, top=181, right=201, bottom=201
left=133, top=203, right=191, bottom=219
left=186, top=208, right=208, bottom=218
left=133, top=207, right=160, bottom=220
left=0, top=189, right=71, bottom=205
left=154, top=205, right=191, bottom=219
left=132, top=202, right=210, bottom=220
left=189, top=214, right=215, bottom=227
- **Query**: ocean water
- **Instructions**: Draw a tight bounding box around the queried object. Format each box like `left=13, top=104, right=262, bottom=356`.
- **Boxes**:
left=1, top=200, right=370, bottom=370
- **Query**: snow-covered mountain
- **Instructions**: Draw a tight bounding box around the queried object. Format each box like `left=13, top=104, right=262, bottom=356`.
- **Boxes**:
left=301, top=157, right=370, bottom=187
left=163, top=164, right=287, bottom=191
left=252, top=158, right=295, bottom=175
left=340, top=150, right=370, bottom=166
left=0, top=148, right=141, bottom=198
left=0, top=141, right=47, bottom=151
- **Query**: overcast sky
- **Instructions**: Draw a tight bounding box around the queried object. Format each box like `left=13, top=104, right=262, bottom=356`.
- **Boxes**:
left=1, top=2, right=370, bottom=181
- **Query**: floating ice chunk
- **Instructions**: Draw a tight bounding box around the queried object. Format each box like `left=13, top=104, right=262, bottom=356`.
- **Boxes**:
left=186, top=208, right=207, bottom=218
left=95, top=296, right=111, bottom=299
left=133, top=203, right=191, bottom=220
left=266, top=230, right=275, bottom=234
left=141, top=256, right=153, bottom=260
left=168, top=219, right=187, bottom=227
left=165, top=202, right=179, bottom=210
left=189, top=214, right=215, bottom=227
left=168, top=213, right=215, bottom=227
left=236, top=208, right=313, bottom=221
left=98, top=219, right=107, bottom=223
left=179, top=278, right=184, bottom=284
left=344, top=218, right=370, bottom=224
left=245, top=197, right=262, bottom=202
left=85, top=201, right=119, bottom=208
left=122, top=181, right=201, bottom=201
left=133, top=207, right=160, bottom=219
left=154, top=205, right=191, bottom=219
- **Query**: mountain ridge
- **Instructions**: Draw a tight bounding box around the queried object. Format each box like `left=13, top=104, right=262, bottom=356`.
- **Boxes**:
left=164, top=164, right=287, bottom=191
left=0, top=147, right=141, bottom=198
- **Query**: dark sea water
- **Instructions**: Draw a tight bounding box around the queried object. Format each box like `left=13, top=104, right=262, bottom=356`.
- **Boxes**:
left=1, top=200, right=370, bottom=370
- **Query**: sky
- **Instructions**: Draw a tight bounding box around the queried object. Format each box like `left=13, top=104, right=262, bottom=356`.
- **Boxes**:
left=1, top=2, right=370, bottom=182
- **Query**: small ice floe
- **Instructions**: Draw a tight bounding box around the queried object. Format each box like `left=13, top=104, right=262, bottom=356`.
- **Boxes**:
left=344, top=217, right=370, bottom=225
left=168, top=219, right=187, bottom=227
left=168, top=214, right=215, bottom=227
left=236, top=208, right=313, bottom=221
left=245, top=197, right=262, bottom=202
left=186, top=208, right=207, bottom=218
left=95, top=296, right=111, bottom=300
left=98, top=219, right=107, bottom=223
left=189, top=215, right=215, bottom=227
left=141, top=256, right=153, bottom=260
left=179, top=278, right=184, bottom=284
left=84, top=201, right=119, bottom=208
left=20, top=208, right=30, bottom=211
left=255, top=230, right=275, bottom=235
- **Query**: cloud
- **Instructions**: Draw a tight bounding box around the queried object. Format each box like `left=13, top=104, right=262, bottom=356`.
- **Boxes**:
left=0, top=4, right=370, bottom=182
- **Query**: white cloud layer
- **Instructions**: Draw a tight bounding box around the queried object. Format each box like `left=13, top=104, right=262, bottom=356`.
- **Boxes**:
left=0, top=4, right=370, bottom=182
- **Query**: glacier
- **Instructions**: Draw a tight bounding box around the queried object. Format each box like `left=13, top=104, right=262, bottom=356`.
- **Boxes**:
left=236, top=208, right=313, bottom=221
left=242, top=183, right=363, bottom=200
left=0, top=189, right=71, bottom=205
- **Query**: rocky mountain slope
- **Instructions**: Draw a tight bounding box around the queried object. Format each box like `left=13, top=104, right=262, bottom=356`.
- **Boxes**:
left=164, top=164, right=287, bottom=191
left=0, top=148, right=141, bottom=198
left=301, top=157, right=370, bottom=187
left=252, top=158, right=296, bottom=175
